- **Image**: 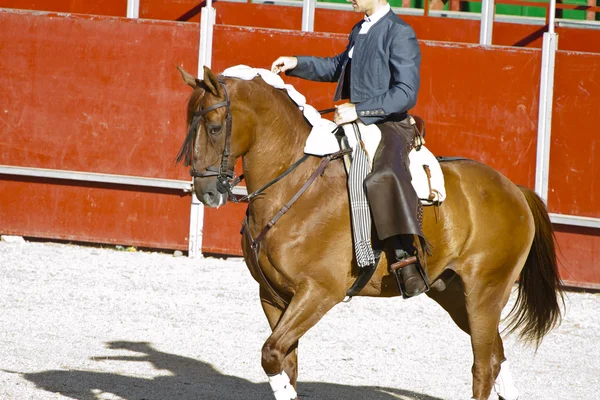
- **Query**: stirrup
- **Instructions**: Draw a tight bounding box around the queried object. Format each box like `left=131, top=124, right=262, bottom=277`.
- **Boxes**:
left=390, top=256, right=430, bottom=299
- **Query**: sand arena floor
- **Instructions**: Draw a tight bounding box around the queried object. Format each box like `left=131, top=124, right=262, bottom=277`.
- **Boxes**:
left=0, top=239, right=598, bottom=399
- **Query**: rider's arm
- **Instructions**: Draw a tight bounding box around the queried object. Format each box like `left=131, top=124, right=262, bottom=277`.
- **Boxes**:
left=285, top=51, right=348, bottom=83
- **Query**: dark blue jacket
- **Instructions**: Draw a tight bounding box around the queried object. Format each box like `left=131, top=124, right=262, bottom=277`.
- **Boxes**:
left=287, top=10, right=421, bottom=125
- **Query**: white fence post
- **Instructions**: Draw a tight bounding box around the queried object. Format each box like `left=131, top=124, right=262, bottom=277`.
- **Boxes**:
left=534, top=0, right=558, bottom=204
left=189, top=1, right=216, bottom=257
left=480, top=0, right=495, bottom=45
left=126, top=0, right=140, bottom=19
left=302, top=0, right=316, bottom=32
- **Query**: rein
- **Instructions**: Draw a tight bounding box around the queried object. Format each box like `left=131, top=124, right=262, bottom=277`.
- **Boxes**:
left=236, top=154, right=310, bottom=202
left=248, top=149, right=350, bottom=248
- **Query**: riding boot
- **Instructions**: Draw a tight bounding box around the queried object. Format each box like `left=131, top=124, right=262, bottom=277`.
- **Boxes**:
left=389, top=235, right=429, bottom=298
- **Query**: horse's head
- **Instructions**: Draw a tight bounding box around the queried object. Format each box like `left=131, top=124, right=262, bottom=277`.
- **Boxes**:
left=177, top=66, right=248, bottom=208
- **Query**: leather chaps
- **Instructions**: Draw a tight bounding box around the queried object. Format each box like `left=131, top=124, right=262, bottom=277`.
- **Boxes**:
left=364, top=117, right=424, bottom=244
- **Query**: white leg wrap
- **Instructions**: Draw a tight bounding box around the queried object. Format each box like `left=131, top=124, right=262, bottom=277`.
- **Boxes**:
left=494, top=360, right=520, bottom=400
left=268, top=370, right=297, bottom=400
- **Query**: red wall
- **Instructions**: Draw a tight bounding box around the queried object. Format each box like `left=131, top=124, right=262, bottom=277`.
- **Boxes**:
left=0, top=9, right=198, bottom=249
left=0, top=8, right=597, bottom=287
left=551, top=50, right=600, bottom=218
left=555, top=227, right=600, bottom=288
left=0, top=10, right=196, bottom=179
left=1, top=177, right=191, bottom=250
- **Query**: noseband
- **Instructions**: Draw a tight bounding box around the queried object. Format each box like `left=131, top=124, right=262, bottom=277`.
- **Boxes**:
left=179, top=77, right=242, bottom=199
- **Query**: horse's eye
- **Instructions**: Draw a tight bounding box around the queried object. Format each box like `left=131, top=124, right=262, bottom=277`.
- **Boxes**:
left=206, top=123, right=222, bottom=136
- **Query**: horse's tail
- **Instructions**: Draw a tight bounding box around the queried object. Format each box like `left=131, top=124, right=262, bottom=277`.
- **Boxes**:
left=504, top=186, right=565, bottom=348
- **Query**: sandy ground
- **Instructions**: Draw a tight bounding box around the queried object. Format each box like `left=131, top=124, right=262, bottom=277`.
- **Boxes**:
left=0, top=239, right=598, bottom=400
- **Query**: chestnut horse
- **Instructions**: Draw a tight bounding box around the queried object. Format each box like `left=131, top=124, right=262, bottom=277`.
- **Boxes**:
left=177, top=66, right=564, bottom=400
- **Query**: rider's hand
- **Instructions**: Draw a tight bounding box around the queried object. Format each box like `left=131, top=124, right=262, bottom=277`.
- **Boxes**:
left=271, top=56, right=298, bottom=74
left=334, top=103, right=358, bottom=125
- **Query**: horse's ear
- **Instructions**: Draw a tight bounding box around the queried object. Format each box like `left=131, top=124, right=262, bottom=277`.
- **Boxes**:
left=177, top=66, right=200, bottom=89
left=203, top=66, right=221, bottom=97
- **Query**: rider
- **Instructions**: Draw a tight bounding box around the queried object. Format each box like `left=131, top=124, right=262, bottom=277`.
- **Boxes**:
left=271, top=0, right=429, bottom=297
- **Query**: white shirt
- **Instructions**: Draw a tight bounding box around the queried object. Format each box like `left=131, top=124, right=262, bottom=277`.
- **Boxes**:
left=349, top=3, right=391, bottom=59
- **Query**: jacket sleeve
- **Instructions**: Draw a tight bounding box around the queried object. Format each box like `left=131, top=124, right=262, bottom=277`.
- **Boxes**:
left=355, top=26, right=421, bottom=125
left=286, top=52, right=347, bottom=83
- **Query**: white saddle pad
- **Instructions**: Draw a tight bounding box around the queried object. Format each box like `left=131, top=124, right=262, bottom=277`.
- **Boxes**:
left=221, top=64, right=446, bottom=205
left=409, top=145, right=446, bottom=205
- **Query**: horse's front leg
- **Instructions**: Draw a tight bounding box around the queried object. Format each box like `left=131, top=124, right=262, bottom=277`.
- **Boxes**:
left=260, top=287, right=298, bottom=387
left=261, top=281, right=342, bottom=400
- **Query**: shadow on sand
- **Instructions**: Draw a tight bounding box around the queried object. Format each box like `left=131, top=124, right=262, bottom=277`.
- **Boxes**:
left=20, top=341, right=444, bottom=400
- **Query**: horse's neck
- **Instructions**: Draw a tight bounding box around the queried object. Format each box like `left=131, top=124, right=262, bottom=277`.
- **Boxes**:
left=239, top=84, right=321, bottom=223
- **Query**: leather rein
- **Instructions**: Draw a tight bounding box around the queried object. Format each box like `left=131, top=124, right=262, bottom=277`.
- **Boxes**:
left=184, top=77, right=349, bottom=206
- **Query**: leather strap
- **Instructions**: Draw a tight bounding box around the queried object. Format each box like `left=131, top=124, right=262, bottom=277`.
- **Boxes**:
left=249, top=149, right=349, bottom=248
left=251, top=154, right=334, bottom=247
left=243, top=148, right=350, bottom=304
left=390, top=256, right=417, bottom=272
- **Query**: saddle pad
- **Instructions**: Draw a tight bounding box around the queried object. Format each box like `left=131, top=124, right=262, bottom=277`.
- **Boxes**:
left=409, top=146, right=446, bottom=205
left=222, top=65, right=340, bottom=155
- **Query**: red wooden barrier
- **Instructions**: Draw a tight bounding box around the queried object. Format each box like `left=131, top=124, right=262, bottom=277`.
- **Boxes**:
left=0, top=10, right=196, bottom=179
left=1, top=177, right=192, bottom=250
left=551, top=51, right=600, bottom=219
left=0, top=8, right=597, bottom=287
left=0, top=9, right=198, bottom=249
left=555, top=227, right=600, bottom=288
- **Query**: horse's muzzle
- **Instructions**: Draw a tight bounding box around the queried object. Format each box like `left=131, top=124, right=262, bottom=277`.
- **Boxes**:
left=194, top=179, right=227, bottom=208
left=202, top=188, right=227, bottom=208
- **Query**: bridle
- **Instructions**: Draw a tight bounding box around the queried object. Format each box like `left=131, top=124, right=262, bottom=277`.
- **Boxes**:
left=180, top=76, right=312, bottom=203
left=183, top=77, right=243, bottom=199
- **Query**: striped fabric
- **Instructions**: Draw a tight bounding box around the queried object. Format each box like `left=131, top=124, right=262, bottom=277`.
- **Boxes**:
left=346, top=123, right=376, bottom=268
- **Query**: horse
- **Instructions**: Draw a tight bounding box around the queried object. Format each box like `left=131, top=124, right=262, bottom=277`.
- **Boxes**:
left=176, top=65, right=564, bottom=400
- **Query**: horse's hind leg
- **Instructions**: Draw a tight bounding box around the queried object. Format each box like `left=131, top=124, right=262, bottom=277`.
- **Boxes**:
left=428, top=272, right=514, bottom=400
left=261, top=282, right=341, bottom=400
left=463, top=273, right=518, bottom=400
